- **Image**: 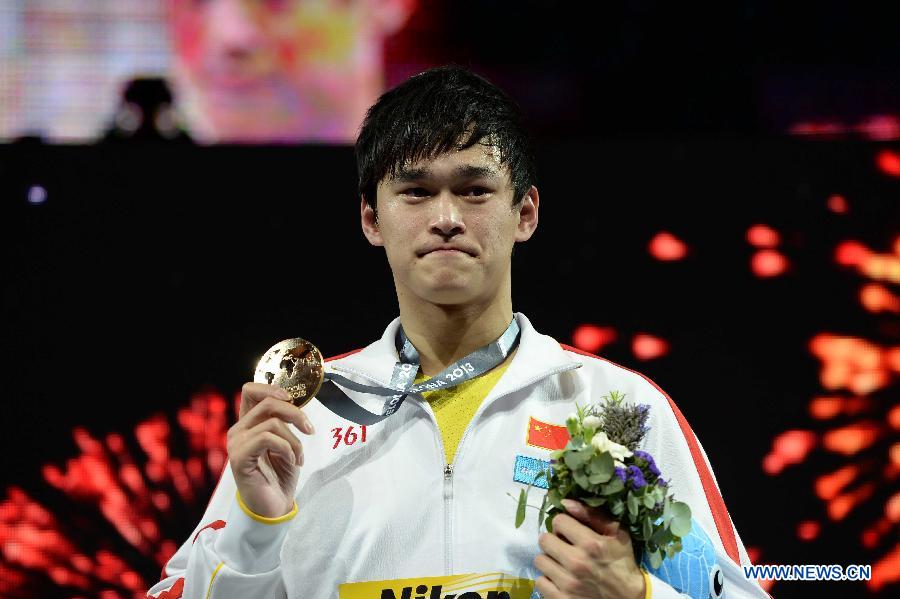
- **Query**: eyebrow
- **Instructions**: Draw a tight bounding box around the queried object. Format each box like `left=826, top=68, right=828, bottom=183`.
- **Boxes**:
left=392, top=164, right=502, bottom=184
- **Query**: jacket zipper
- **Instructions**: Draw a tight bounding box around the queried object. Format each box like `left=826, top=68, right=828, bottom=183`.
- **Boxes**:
left=443, top=462, right=453, bottom=576
left=333, top=360, right=581, bottom=576
left=425, top=362, right=581, bottom=577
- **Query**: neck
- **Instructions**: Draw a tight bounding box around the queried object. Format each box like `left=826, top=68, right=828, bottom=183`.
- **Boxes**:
left=397, top=288, right=514, bottom=377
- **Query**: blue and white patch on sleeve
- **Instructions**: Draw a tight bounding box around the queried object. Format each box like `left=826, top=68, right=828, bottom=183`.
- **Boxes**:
left=513, top=455, right=552, bottom=489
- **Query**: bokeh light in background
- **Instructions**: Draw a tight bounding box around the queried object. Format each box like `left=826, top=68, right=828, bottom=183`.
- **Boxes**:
left=0, top=390, right=237, bottom=598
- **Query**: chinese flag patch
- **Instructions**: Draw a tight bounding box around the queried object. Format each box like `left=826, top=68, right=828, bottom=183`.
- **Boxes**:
left=525, top=416, right=570, bottom=451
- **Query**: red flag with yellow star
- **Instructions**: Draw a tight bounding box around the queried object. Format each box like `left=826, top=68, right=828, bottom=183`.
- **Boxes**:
left=525, top=416, right=570, bottom=451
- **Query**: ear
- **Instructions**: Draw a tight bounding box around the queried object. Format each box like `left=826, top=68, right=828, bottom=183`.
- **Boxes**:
left=361, top=194, right=384, bottom=247
left=514, top=185, right=539, bottom=242
left=369, top=0, right=417, bottom=36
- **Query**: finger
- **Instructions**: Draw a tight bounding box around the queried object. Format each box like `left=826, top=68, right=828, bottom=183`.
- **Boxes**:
left=550, top=512, right=603, bottom=548
left=537, top=531, right=576, bottom=571
left=533, top=553, right=574, bottom=593
left=240, top=382, right=291, bottom=418
left=237, top=396, right=315, bottom=436
left=562, top=498, right=620, bottom=536
left=534, top=575, right=560, bottom=599
left=245, top=418, right=304, bottom=466
left=244, top=430, right=298, bottom=467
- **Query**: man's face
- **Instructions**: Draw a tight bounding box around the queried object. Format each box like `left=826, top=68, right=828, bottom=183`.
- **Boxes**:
left=361, top=143, right=539, bottom=307
left=169, top=0, right=380, bottom=141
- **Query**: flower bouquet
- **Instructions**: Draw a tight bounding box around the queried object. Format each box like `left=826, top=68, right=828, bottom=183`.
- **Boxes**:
left=514, top=391, right=692, bottom=568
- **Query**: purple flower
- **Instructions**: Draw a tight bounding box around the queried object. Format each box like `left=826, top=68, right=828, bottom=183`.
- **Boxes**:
left=633, top=450, right=661, bottom=477
left=627, top=465, right=647, bottom=489
left=657, top=477, right=668, bottom=488
left=614, top=467, right=627, bottom=483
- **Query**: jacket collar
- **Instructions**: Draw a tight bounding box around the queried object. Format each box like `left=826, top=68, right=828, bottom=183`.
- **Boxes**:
left=326, top=312, right=582, bottom=397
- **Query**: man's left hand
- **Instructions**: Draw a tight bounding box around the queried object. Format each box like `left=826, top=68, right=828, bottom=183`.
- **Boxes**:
left=533, top=498, right=646, bottom=599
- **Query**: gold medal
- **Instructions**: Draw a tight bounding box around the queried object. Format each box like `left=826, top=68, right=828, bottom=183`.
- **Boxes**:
left=253, top=338, right=325, bottom=408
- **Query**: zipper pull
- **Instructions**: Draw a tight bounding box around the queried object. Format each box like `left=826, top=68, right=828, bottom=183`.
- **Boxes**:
left=444, top=463, right=453, bottom=479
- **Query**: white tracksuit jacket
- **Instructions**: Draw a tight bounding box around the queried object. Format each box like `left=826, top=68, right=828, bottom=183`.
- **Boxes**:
left=148, top=312, right=770, bottom=599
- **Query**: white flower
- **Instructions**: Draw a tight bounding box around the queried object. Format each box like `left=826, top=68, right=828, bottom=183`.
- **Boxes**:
left=583, top=415, right=602, bottom=430
left=590, top=430, right=633, bottom=463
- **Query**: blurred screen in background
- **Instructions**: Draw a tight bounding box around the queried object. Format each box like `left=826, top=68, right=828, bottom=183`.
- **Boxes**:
left=0, top=0, right=419, bottom=144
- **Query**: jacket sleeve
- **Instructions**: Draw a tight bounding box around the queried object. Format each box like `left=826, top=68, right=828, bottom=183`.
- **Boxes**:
left=146, top=462, right=296, bottom=598
left=637, top=381, right=772, bottom=599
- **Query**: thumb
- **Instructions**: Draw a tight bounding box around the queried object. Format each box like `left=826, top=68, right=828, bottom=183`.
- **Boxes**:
left=561, top=498, right=620, bottom=537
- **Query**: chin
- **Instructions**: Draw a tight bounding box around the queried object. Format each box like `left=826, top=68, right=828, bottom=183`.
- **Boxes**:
left=418, top=287, right=479, bottom=306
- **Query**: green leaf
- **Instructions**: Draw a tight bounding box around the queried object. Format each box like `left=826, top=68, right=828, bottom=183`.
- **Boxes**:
left=590, top=452, right=614, bottom=477
left=651, top=526, right=673, bottom=546
left=670, top=516, right=692, bottom=538
left=665, top=545, right=675, bottom=559
left=538, top=494, right=547, bottom=528
left=572, top=469, right=590, bottom=489
left=515, top=488, right=526, bottom=528
left=643, top=494, right=656, bottom=509
left=642, top=517, right=653, bottom=541
left=627, top=493, right=639, bottom=518
left=564, top=448, right=590, bottom=470
left=583, top=496, right=607, bottom=507
left=600, top=477, right=625, bottom=495
left=670, top=501, right=691, bottom=521
left=566, top=418, right=580, bottom=438
left=610, top=498, right=625, bottom=516
left=588, top=470, right=612, bottom=485
left=545, top=512, right=556, bottom=533
left=547, top=488, right=563, bottom=509
left=649, top=549, right=662, bottom=569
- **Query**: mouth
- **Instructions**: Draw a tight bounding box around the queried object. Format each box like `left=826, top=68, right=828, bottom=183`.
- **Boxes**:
left=418, top=248, right=476, bottom=258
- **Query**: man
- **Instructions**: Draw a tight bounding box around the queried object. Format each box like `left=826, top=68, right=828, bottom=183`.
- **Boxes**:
left=148, top=66, right=769, bottom=598
left=168, top=0, right=417, bottom=143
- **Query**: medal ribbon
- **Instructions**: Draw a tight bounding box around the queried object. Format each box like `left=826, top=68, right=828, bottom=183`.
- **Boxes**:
left=315, top=317, right=520, bottom=425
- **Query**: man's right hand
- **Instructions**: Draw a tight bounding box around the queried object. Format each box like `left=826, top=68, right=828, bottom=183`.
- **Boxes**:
left=227, top=382, right=316, bottom=519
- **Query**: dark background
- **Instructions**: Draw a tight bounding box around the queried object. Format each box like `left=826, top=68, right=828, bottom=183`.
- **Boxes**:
left=2, top=139, right=897, bottom=597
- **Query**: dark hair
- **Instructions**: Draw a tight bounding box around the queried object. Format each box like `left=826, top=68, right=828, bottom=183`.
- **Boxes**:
left=355, top=65, right=536, bottom=212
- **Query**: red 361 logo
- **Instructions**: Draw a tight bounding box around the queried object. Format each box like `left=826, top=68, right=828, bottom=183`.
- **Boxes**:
left=331, top=425, right=368, bottom=449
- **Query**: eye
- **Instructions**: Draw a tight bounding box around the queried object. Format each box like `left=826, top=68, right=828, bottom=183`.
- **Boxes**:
left=400, top=187, right=430, bottom=198
left=462, top=186, right=491, bottom=197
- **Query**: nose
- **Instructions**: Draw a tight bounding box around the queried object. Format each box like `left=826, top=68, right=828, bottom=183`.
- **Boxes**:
left=207, top=0, right=265, bottom=61
left=428, top=193, right=466, bottom=238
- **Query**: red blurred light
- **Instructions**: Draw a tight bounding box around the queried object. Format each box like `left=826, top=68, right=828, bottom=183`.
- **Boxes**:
left=834, top=240, right=871, bottom=266
left=815, top=464, right=859, bottom=500
left=827, top=194, right=849, bottom=214
left=750, top=249, right=788, bottom=278
left=856, top=115, right=900, bottom=140
left=869, top=543, right=900, bottom=591
left=861, top=283, right=900, bottom=313
left=822, top=422, right=881, bottom=455
left=809, top=396, right=842, bottom=420
left=571, top=323, right=617, bottom=353
left=887, top=492, right=900, bottom=522
left=890, top=407, right=900, bottom=430
left=762, top=453, right=784, bottom=475
left=876, top=149, right=900, bottom=177
left=746, top=224, right=780, bottom=248
left=828, top=483, right=875, bottom=521
left=648, top=231, right=688, bottom=261
left=796, top=520, right=820, bottom=541
left=772, top=429, right=817, bottom=463
left=632, top=334, right=670, bottom=360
